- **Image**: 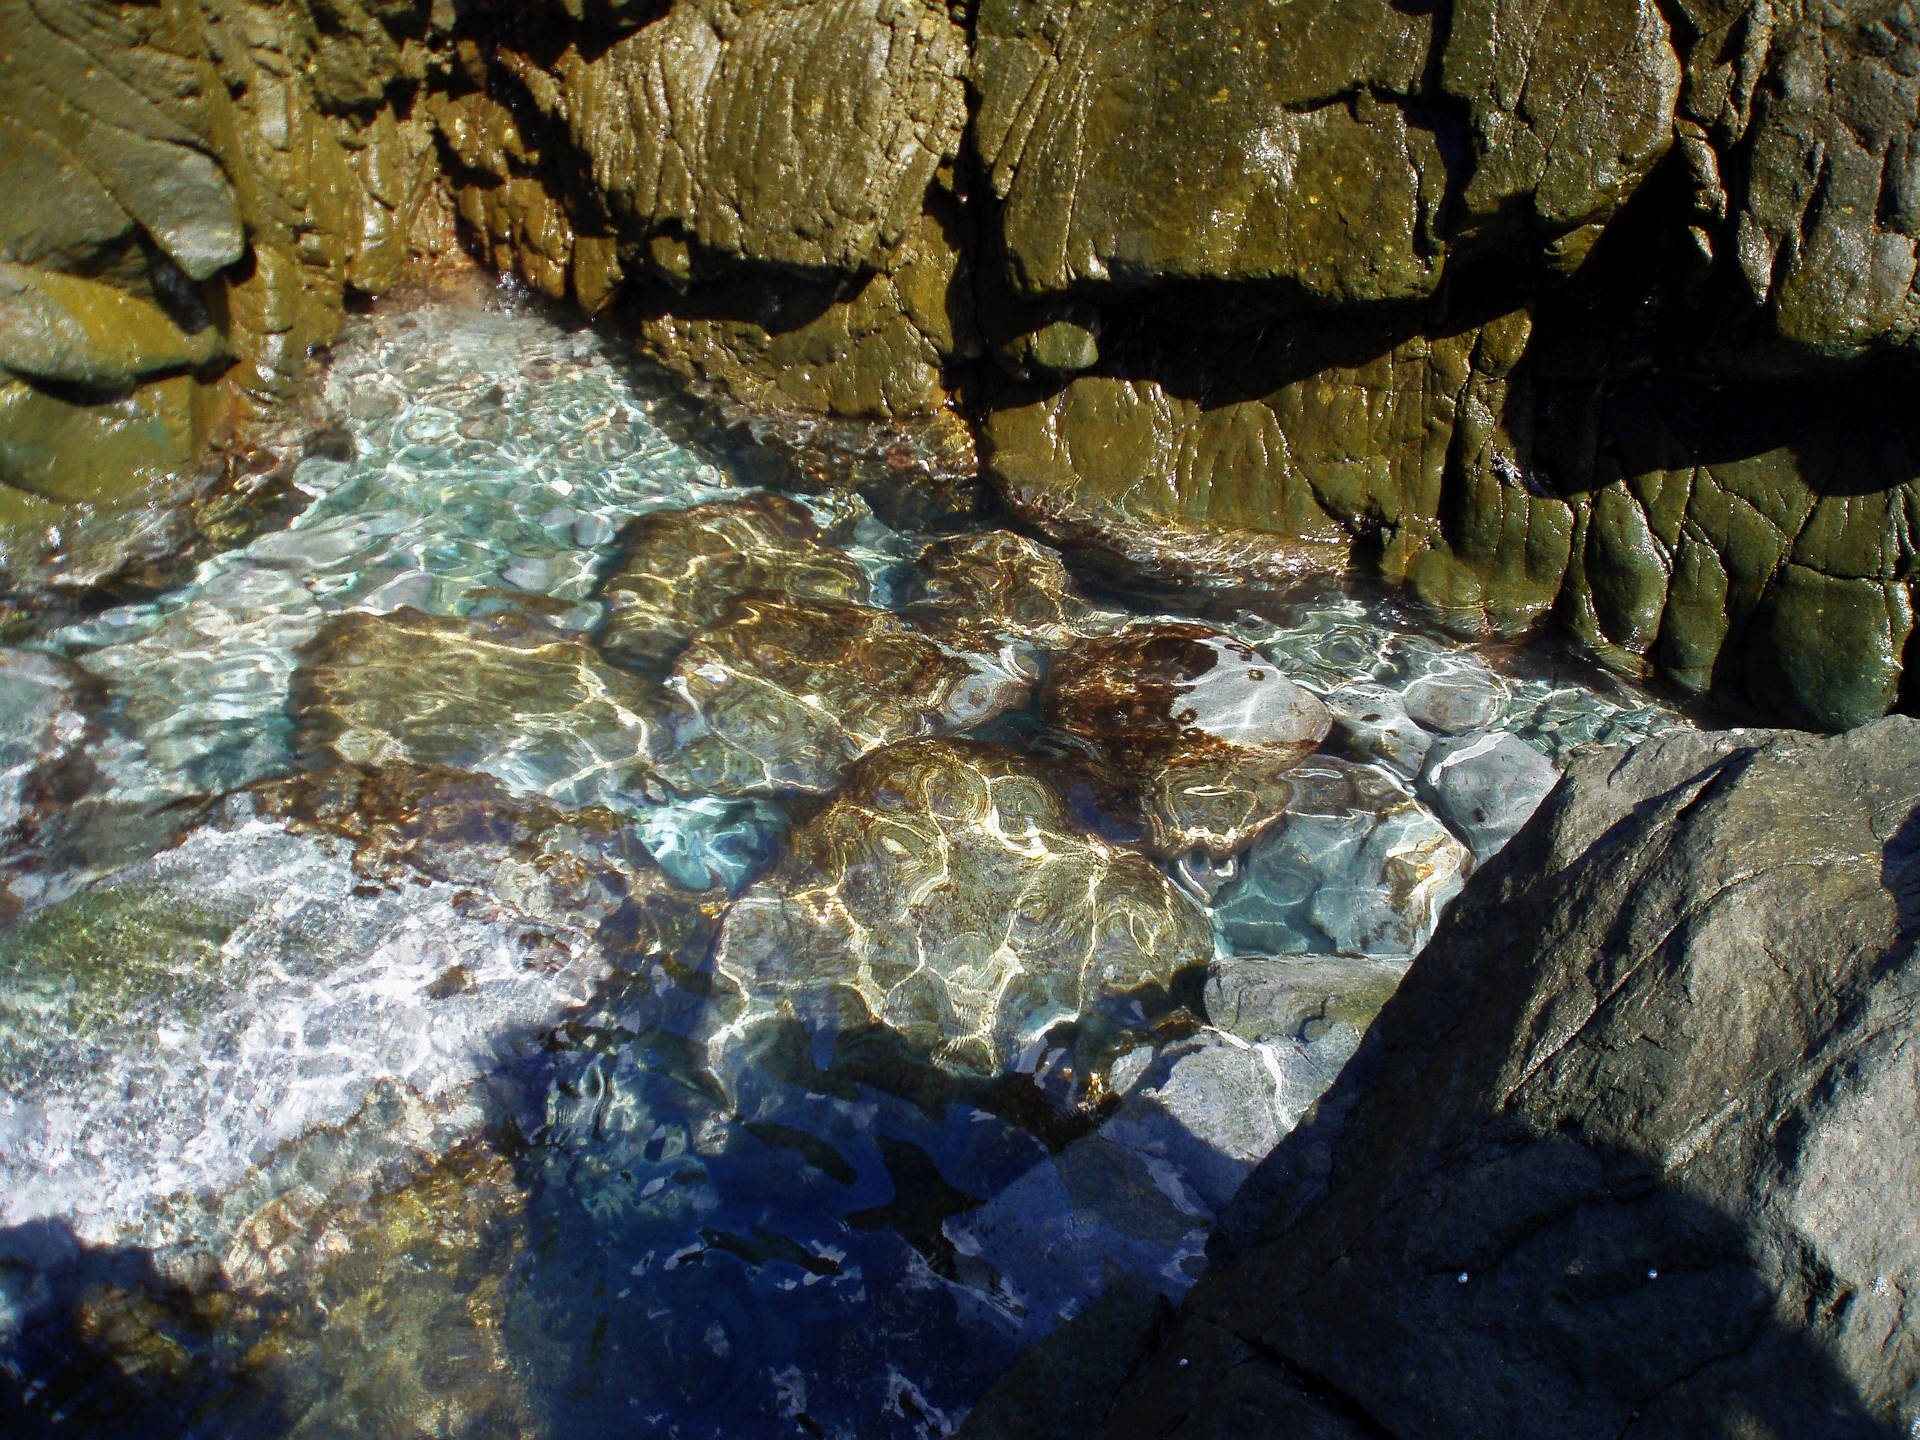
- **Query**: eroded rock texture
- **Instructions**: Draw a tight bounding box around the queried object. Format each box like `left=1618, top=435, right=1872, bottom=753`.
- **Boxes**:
left=14, top=0, right=1920, bottom=726
left=655, top=594, right=1031, bottom=797
left=714, top=738, right=1214, bottom=1076
left=293, top=607, right=679, bottom=807
left=0, top=0, right=451, bottom=548
left=995, top=718, right=1920, bottom=1440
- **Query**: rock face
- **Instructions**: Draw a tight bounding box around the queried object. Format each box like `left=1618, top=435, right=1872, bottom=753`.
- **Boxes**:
left=1019, top=718, right=1920, bottom=1439
left=713, top=739, right=1214, bottom=1077
left=0, top=0, right=450, bottom=552
left=12, top=0, right=1920, bottom=726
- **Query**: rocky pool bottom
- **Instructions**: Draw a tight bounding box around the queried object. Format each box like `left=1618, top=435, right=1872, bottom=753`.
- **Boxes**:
left=0, top=287, right=1686, bottom=1439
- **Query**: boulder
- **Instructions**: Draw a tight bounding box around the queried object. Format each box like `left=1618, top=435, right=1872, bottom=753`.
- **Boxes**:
left=1211, top=757, right=1471, bottom=958
left=654, top=594, right=1031, bottom=797
left=906, top=529, right=1116, bottom=648
left=1418, top=729, right=1563, bottom=860
left=1322, top=682, right=1434, bottom=778
left=1078, top=718, right=1920, bottom=1439
left=1044, top=622, right=1331, bottom=859
left=713, top=738, right=1214, bottom=1077
left=594, top=493, right=871, bottom=672
left=294, top=607, right=680, bottom=809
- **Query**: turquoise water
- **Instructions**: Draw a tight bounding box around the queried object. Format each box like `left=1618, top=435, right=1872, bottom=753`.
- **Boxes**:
left=0, top=285, right=1685, bottom=1437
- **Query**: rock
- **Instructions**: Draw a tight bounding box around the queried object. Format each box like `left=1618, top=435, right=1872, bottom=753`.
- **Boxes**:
left=0, top=650, right=93, bottom=842
left=556, top=0, right=966, bottom=276
left=0, top=762, right=706, bottom=1253
left=1212, top=758, right=1471, bottom=958
left=947, top=1027, right=1356, bottom=1337
left=713, top=739, right=1214, bottom=1077
left=1203, top=954, right=1410, bottom=1046
left=1323, top=682, right=1433, bottom=777
left=906, top=529, right=1115, bottom=647
left=1044, top=623, right=1331, bottom=859
left=950, top=1275, right=1172, bottom=1440
left=654, top=595, right=1032, bottom=798
left=1400, top=663, right=1504, bottom=735
left=1094, top=718, right=1920, bottom=1440
left=78, top=564, right=324, bottom=793
left=0, top=262, right=228, bottom=390
left=594, top=494, right=872, bottom=672
left=1102, top=1033, right=1295, bottom=1213
left=1418, top=730, right=1562, bottom=860
left=294, top=607, right=680, bottom=809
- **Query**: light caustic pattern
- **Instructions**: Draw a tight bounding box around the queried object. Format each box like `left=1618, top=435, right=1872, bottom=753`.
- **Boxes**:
left=0, top=288, right=1688, bottom=1440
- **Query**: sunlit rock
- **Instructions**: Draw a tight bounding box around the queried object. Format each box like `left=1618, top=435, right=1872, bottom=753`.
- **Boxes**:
left=1401, top=660, right=1505, bottom=735
left=1043, top=622, right=1331, bottom=859
left=1203, top=953, right=1410, bottom=1046
left=1323, top=681, right=1433, bottom=778
left=904, top=529, right=1116, bottom=647
left=713, top=739, right=1214, bottom=1077
left=1212, top=757, right=1470, bottom=958
left=655, top=596, right=1031, bottom=798
left=294, top=606, right=680, bottom=809
left=0, top=763, right=707, bottom=1256
left=595, top=493, right=871, bottom=671
left=1418, top=730, right=1562, bottom=860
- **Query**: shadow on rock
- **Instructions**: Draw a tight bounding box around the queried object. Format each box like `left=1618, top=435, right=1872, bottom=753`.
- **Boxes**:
left=962, top=718, right=1920, bottom=1440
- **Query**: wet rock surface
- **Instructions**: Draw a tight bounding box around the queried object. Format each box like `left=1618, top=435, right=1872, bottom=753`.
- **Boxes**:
left=657, top=594, right=1031, bottom=797
left=715, top=738, right=1214, bottom=1076
left=594, top=492, right=873, bottom=671
left=905, top=529, right=1118, bottom=647
left=1045, top=622, right=1332, bottom=860
left=1013, top=718, right=1920, bottom=1440
left=0, top=296, right=1694, bottom=1439
left=1210, top=757, right=1473, bottom=959
left=295, top=607, right=681, bottom=809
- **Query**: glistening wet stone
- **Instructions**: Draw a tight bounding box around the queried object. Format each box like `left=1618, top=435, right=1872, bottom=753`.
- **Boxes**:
left=714, top=739, right=1214, bottom=1078
left=1044, top=621, right=1332, bottom=860
left=595, top=492, right=873, bottom=671
left=294, top=606, right=681, bottom=809
left=655, top=595, right=1032, bottom=798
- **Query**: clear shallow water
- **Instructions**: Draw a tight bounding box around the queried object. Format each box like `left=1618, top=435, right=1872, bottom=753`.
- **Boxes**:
left=0, top=286, right=1687, bottom=1438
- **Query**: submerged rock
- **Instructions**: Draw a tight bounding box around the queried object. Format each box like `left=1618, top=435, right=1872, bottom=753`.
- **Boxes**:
left=1088, top=718, right=1920, bottom=1440
left=1401, top=662, right=1504, bottom=735
left=1211, top=757, right=1471, bottom=958
left=655, top=595, right=1030, bottom=798
left=594, top=493, right=871, bottom=671
left=294, top=607, right=680, bottom=809
left=1322, top=681, right=1433, bottom=778
left=905, top=529, right=1115, bottom=647
left=0, top=762, right=707, bottom=1258
left=714, top=738, right=1213, bottom=1077
left=0, top=649, right=93, bottom=842
left=1418, top=729, right=1562, bottom=860
left=1044, top=622, right=1331, bottom=859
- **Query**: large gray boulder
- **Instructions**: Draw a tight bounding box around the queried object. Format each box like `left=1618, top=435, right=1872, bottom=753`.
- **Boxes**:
left=971, top=718, right=1920, bottom=1439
